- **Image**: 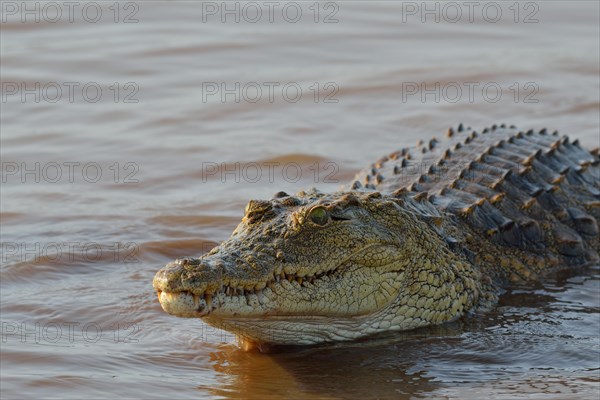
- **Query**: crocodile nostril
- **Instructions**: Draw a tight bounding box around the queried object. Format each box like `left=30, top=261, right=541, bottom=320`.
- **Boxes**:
left=175, top=257, right=194, bottom=266
left=176, top=257, right=202, bottom=267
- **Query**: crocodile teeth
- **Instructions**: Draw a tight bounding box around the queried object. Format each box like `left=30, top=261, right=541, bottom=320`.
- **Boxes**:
left=215, top=266, right=342, bottom=301
left=257, top=291, right=266, bottom=304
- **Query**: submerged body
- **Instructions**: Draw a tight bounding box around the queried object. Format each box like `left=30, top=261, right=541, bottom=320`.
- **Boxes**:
left=153, top=124, right=600, bottom=350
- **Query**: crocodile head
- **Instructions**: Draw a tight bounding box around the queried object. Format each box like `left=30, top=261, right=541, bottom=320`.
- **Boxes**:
left=153, top=190, right=480, bottom=350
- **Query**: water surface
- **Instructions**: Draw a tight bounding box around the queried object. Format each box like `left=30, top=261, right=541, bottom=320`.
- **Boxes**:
left=1, top=1, right=599, bottom=399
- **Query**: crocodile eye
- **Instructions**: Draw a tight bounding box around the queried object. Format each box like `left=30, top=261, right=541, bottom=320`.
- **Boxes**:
left=308, top=207, right=329, bottom=226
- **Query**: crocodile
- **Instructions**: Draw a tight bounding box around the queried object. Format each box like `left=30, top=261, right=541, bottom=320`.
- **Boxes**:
left=153, top=124, right=600, bottom=351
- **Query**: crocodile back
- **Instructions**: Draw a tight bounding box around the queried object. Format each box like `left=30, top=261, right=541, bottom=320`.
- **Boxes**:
left=351, top=124, right=600, bottom=268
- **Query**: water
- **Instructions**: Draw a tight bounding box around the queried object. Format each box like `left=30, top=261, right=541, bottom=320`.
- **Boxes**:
left=1, top=1, right=599, bottom=398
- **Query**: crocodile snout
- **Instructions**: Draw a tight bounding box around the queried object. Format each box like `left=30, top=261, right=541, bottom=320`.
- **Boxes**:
left=153, top=257, right=223, bottom=295
left=153, top=258, right=188, bottom=293
left=153, top=257, right=224, bottom=317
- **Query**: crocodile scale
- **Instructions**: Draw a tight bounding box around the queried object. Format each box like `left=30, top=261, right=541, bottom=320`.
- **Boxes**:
left=351, top=124, right=599, bottom=271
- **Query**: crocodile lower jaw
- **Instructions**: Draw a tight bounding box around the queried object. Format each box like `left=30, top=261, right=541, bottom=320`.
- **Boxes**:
left=156, top=286, right=336, bottom=319
left=157, top=288, right=271, bottom=318
left=156, top=289, right=350, bottom=349
left=156, top=290, right=205, bottom=318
